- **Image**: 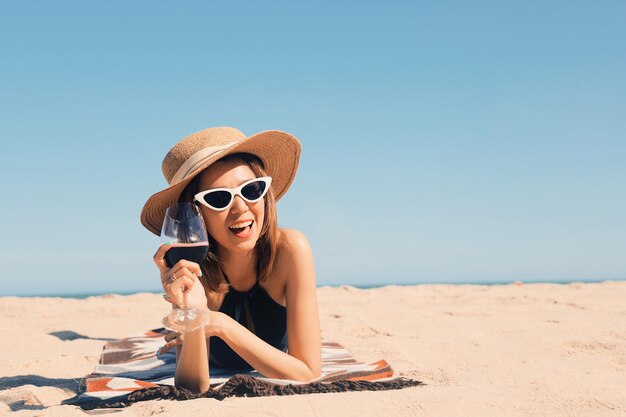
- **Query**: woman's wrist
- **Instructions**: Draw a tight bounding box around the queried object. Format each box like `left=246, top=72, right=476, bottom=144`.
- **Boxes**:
left=207, top=311, right=233, bottom=339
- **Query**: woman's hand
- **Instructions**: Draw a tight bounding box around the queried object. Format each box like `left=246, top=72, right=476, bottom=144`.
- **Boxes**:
left=153, top=243, right=208, bottom=310
left=159, top=311, right=232, bottom=354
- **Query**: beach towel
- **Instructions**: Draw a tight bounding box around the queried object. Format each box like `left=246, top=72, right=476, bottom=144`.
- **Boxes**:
left=65, top=328, right=422, bottom=409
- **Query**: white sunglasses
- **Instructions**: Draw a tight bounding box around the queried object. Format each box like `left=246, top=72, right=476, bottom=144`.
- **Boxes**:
left=193, top=176, right=272, bottom=211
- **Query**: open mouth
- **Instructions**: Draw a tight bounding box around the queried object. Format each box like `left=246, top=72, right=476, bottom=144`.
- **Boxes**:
left=228, top=220, right=254, bottom=237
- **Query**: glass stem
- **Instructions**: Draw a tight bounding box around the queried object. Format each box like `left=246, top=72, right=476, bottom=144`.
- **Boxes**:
left=182, top=289, right=189, bottom=309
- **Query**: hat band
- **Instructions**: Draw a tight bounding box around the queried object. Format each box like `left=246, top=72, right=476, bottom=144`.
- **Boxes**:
left=169, top=143, right=235, bottom=185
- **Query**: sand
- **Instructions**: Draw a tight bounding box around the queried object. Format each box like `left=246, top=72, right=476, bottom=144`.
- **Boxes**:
left=1, top=281, right=625, bottom=416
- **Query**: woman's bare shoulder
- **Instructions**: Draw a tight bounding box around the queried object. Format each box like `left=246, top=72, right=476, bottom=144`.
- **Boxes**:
left=277, top=227, right=311, bottom=254
left=275, top=228, right=314, bottom=279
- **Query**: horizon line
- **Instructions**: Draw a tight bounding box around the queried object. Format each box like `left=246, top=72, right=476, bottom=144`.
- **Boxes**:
left=2, top=277, right=624, bottom=299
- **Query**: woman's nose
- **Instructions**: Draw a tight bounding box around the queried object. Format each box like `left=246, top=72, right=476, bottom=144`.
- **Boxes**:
left=230, top=195, right=249, bottom=213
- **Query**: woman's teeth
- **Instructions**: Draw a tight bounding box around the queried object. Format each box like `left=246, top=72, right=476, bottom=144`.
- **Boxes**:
left=229, top=220, right=253, bottom=230
left=229, top=221, right=253, bottom=236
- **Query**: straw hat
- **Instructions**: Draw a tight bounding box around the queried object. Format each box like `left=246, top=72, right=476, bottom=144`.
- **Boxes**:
left=140, top=126, right=301, bottom=236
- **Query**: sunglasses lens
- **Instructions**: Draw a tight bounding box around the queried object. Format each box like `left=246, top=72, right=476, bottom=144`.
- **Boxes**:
left=241, top=180, right=267, bottom=201
left=203, top=190, right=232, bottom=209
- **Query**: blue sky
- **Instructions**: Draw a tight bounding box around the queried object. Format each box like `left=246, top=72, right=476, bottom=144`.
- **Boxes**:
left=1, top=1, right=624, bottom=296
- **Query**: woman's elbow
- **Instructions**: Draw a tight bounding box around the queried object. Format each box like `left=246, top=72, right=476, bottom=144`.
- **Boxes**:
left=299, top=365, right=321, bottom=382
left=310, top=368, right=321, bottom=381
left=175, top=378, right=211, bottom=394
left=279, top=365, right=320, bottom=382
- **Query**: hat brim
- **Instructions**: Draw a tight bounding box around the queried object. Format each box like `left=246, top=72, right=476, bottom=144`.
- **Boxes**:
left=140, top=130, right=301, bottom=236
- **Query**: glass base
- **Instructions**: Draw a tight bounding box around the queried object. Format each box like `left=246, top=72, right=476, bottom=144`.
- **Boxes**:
left=162, top=307, right=210, bottom=332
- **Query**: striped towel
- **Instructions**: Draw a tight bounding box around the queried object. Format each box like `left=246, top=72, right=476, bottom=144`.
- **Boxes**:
left=65, top=328, right=422, bottom=409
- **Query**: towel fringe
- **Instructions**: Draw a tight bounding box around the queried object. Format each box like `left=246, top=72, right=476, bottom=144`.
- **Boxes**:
left=65, top=374, right=423, bottom=410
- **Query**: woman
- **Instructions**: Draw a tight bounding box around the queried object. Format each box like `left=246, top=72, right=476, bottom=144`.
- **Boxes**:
left=140, top=127, right=321, bottom=393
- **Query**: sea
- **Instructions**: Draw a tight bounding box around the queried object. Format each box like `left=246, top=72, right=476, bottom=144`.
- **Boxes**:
left=1, top=278, right=619, bottom=299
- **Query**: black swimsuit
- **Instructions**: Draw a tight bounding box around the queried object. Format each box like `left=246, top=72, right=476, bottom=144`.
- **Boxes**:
left=209, top=276, right=287, bottom=371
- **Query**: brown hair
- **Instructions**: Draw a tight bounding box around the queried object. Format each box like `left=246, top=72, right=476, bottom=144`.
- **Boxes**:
left=178, top=153, right=279, bottom=293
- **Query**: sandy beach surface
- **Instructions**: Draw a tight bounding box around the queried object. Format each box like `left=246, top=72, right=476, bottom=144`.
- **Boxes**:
left=1, top=281, right=625, bottom=416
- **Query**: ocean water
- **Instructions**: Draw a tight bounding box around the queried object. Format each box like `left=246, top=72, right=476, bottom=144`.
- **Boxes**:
left=2, top=278, right=620, bottom=299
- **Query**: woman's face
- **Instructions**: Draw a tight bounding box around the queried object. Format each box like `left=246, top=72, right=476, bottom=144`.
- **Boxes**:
left=196, top=159, right=265, bottom=256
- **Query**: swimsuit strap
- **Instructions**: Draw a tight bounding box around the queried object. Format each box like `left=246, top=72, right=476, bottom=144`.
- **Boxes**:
left=220, top=266, right=259, bottom=293
left=222, top=269, right=230, bottom=284
left=220, top=265, right=258, bottom=334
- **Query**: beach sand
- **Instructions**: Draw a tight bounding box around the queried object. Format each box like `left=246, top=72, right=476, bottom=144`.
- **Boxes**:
left=1, top=281, right=625, bottom=416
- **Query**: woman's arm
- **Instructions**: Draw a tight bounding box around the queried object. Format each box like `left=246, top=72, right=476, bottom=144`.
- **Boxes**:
left=161, top=230, right=322, bottom=383
left=174, top=324, right=210, bottom=393
left=153, top=242, right=215, bottom=394
left=219, top=230, right=322, bottom=381
left=167, top=309, right=230, bottom=393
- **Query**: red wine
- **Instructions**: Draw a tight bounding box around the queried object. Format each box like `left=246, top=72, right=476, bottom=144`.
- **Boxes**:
left=164, top=242, right=209, bottom=268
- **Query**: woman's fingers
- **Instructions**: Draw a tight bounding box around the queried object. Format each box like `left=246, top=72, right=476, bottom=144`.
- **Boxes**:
left=164, top=331, right=180, bottom=342
left=158, top=335, right=184, bottom=354
left=159, top=260, right=202, bottom=286
left=153, top=244, right=171, bottom=273
left=162, top=264, right=201, bottom=289
left=162, top=268, right=197, bottom=306
left=174, top=260, right=202, bottom=277
left=159, top=313, right=221, bottom=355
left=155, top=249, right=203, bottom=307
left=164, top=270, right=195, bottom=290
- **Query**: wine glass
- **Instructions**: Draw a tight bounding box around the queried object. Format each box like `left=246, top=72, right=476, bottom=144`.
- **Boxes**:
left=161, top=202, right=210, bottom=332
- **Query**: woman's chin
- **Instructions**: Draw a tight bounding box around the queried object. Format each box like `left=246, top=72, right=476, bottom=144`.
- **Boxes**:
left=223, top=234, right=258, bottom=252
left=215, top=222, right=261, bottom=254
